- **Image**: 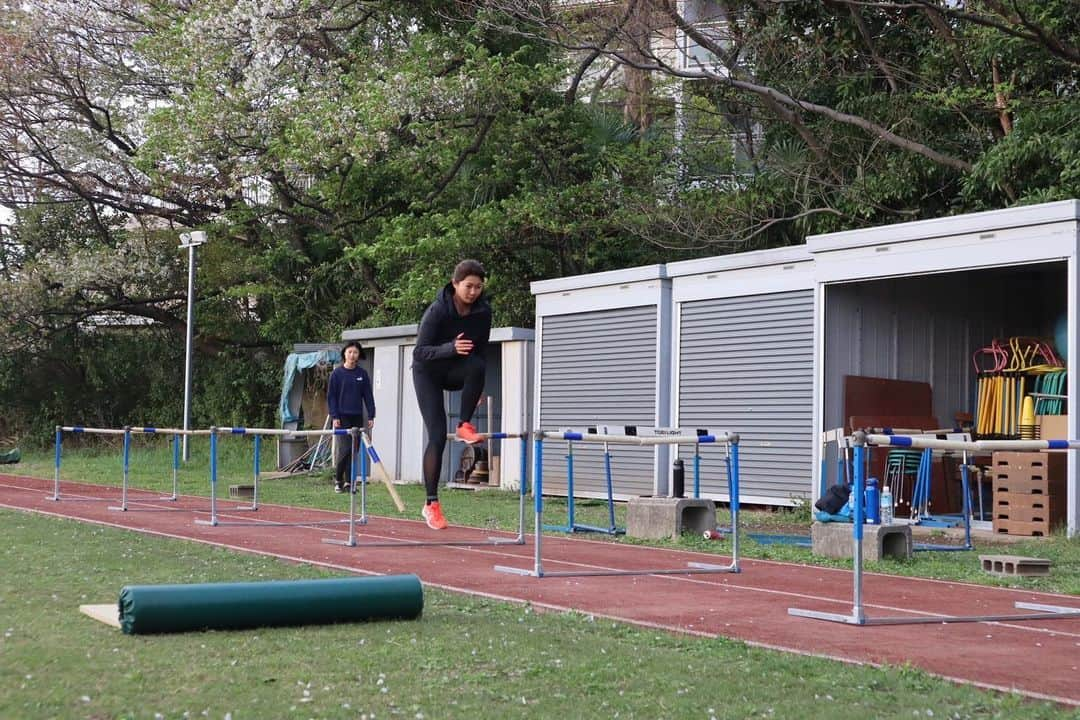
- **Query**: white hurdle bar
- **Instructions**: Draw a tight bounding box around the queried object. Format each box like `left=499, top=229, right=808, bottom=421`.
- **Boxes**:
left=196, top=426, right=356, bottom=528
left=789, top=431, right=1080, bottom=626
left=326, top=431, right=531, bottom=549
left=495, top=429, right=742, bottom=578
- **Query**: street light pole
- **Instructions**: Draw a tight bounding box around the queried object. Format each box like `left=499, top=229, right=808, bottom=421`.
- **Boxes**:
left=179, top=230, right=207, bottom=461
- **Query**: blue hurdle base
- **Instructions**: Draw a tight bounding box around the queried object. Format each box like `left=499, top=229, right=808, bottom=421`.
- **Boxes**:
left=542, top=523, right=624, bottom=535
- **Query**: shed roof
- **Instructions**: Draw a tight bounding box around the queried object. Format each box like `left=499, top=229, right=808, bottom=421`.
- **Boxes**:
left=340, top=326, right=534, bottom=345
left=807, top=199, right=1080, bottom=253
left=530, top=264, right=667, bottom=295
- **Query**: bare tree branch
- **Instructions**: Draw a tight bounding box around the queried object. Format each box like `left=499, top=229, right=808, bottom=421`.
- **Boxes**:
left=843, top=2, right=900, bottom=92
left=424, top=114, right=496, bottom=204
left=837, top=0, right=1080, bottom=65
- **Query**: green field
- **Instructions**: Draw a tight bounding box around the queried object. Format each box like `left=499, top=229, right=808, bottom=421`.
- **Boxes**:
left=4, top=440, right=1080, bottom=718
left=2, top=508, right=1076, bottom=720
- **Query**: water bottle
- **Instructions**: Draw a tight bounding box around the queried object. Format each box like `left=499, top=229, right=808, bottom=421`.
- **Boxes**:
left=880, top=485, right=894, bottom=525
left=865, top=477, right=880, bottom=524
left=672, top=459, right=685, bottom=498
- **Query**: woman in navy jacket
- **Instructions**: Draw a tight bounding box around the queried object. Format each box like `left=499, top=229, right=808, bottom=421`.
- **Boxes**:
left=327, top=341, right=375, bottom=493
left=412, top=259, right=492, bottom=529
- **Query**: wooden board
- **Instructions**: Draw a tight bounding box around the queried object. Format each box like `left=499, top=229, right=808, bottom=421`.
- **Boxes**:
left=847, top=415, right=941, bottom=434
left=843, top=375, right=933, bottom=433
left=79, top=603, right=120, bottom=629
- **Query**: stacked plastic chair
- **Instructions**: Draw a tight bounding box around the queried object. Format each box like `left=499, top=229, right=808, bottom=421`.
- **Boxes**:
left=883, top=448, right=922, bottom=516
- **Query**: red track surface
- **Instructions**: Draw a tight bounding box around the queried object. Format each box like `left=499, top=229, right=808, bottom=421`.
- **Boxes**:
left=2, top=474, right=1078, bottom=707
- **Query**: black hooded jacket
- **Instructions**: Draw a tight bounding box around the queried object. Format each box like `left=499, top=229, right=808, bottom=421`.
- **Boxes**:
left=412, top=283, right=492, bottom=365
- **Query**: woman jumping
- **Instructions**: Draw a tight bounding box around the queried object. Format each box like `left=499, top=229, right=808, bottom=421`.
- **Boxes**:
left=412, top=259, right=491, bottom=529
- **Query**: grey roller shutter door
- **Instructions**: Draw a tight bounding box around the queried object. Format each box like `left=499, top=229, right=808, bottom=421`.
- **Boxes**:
left=539, top=306, right=657, bottom=498
left=679, top=290, right=813, bottom=501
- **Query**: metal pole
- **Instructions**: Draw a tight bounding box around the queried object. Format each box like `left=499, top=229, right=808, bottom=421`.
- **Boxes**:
left=181, top=242, right=196, bottom=461
left=50, top=426, right=61, bottom=501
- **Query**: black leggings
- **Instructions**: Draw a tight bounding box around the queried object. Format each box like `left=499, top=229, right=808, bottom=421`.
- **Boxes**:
left=412, top=354, right=486, bottom=500
left=333, top=414, right=366, bottom=486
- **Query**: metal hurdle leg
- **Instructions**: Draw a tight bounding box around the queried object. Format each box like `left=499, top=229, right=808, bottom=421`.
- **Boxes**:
left=693, top=443, right=702, bottom=498
left=48, top=426, right=61, bottom=501
left=108, top=428, right=133, bottom=511
left=230, top=434, right=261, bottom=512
left=324, top=431, right=369, bottom=547
left=158, top=433, right=181, bottom=501
left=543, top=440, right=575, bottom=533
left=790, top=440, right=870, bottom=625
left=497, top=435, right=545, bottom=576
left=195, top=430, right=220, bottom=526
left=497, top=431, right=741, bottom=578
left=689, top=440, right=740, bottom=573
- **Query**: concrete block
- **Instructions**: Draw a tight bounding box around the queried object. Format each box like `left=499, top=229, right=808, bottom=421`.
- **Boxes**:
left=811, top=522, right=912, bottom=561
left=626, top=497, right=716, bottom=540
left=228, top=484, right=254, bottom=499
left=979, top=554, right=1051, bottom=577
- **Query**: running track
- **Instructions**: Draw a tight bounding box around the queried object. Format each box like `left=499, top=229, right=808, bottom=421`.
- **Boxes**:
left=1, top=474, right=1078, bottom=707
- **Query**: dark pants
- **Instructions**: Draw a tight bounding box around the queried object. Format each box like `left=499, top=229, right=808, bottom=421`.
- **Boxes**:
left=334, top=414, right=366, bottom=487
left=412, top=354, right=486, bottom=500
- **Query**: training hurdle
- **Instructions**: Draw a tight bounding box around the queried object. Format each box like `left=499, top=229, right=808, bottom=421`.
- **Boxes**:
left=790, top=431, right=1080, bottom=626
left=326, top=431, right=530, bottom=549
left=197, top=426, right=357, bottom=528
left=114, top=427, right=221, bottom=511
left=544, top=426, right=733, bottom=535
left=50, top=425, right=213, bottom=506
left=822, top=427, right=977, bottom=552
left=495, top=429, right=741, bottom=578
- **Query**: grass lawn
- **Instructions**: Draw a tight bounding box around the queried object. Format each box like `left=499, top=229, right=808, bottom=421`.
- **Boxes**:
left=2, top=508, right=1075, bottom=720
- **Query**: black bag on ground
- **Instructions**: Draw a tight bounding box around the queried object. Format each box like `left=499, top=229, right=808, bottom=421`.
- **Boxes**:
left=815, top=483, right=850, bottom=514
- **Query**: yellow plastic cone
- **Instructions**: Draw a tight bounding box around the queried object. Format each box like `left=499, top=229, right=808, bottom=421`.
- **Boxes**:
left=1021, top=395, right=1036, bottom=426
left=1020, top=395, right=1037, bottom=439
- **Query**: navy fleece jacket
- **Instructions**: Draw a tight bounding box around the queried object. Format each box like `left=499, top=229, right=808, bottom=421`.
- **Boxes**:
left=412, top=283, right=492, bottom=364
left=326, top=365, right=375, bottom=421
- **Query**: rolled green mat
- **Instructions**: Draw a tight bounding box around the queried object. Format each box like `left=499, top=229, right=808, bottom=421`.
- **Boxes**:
left=118, top=574, right=423, bottom=635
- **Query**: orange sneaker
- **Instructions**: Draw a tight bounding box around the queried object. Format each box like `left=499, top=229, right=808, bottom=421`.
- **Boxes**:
left=422, top=501, right=448, bottom=530
left=456, top=421, right=481, bottom=444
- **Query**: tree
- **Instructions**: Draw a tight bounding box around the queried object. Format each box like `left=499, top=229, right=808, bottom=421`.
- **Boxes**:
left=476, top=0, right=1080, bottom=245
left=0, top=0, right=677, bottom=437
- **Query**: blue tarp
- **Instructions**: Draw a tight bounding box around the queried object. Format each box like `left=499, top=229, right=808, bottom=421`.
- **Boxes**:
left=278, top=350, right=337, bottom=425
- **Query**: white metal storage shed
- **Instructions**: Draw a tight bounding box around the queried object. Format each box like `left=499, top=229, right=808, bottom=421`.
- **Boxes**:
left=531, top=266, right=672, bottom=499
left=809, top=200, right=1078, bottom=535
left=340, top=325, right=534, bottom=490
left=667, top=246, right=816, bottom=505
